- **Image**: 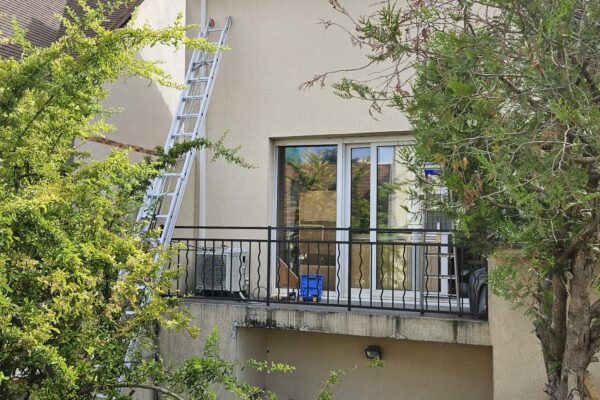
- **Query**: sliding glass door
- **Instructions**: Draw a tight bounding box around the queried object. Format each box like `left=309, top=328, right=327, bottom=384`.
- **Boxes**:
left=276, top=145, right=338, bottom=294
left=346, top=144, right=419, bottom=299
left=273, top=141, right=423, bottom=302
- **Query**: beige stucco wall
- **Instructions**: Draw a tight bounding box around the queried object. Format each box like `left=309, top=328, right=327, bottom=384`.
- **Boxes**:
left=258, top=329, right=492, bottom=400
left=94, top=0, right=410, bottom=227
left=84, top=0, right=184, bottom=155
left=199, top=0, right=409, bottom=228
left=489, top=293, right=547, bottom=399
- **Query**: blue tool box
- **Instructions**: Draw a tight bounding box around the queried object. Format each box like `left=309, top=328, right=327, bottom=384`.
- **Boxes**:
left=300, top=274, right=323, bottom=301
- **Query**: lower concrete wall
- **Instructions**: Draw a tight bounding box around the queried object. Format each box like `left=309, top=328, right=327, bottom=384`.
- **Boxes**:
left=159, top=300, right=493, bottom=399
left=160, top=294, right=600, bottom=400
left=247, top=329, right=493, bottom=400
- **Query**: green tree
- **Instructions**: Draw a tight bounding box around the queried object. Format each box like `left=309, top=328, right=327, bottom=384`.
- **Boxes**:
left=0, top=1, right=264, bottom=398
left=308, top=0, right=600, bottom=398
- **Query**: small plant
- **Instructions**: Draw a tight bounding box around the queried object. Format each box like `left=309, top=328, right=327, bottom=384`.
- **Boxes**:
left=317, top=370, right=345, bottom=400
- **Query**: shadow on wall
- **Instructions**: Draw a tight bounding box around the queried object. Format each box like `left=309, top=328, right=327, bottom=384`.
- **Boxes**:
left=79, top=75, right=176, bottom=162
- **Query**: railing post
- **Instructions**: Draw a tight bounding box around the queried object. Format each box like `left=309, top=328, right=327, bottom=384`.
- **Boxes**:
left=453, top=239, right=462, bottom=317
left=419, top=232, right=425, bottom=315
left=267, top=225, right=272, bottom=306
left=347, top=226, right=352, bottom=311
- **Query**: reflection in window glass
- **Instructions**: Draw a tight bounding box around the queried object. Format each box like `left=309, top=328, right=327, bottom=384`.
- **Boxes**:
left=377, top=146, right=415, bottom=230
left=376, top=146, right=414, bottom=290
left=276, top=146, right=337, bottom=291
left=350, top=147, right=371, bottom=229
left=350, top=147, right=371, bottom=289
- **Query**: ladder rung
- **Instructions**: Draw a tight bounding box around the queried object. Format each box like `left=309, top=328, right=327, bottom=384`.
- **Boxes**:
left=172, top=133, right=194, bottom=138
left=162, top=172, right=183, bottom=177
left=154, top=214, right=169, bottom=219
left=125, top=310, right=135, bottom=317
left=207, top=28, right=222, bottom=33
left=183, top=95, right=205, bottom=101
left=188, top=77, right=209, bottom=83
left=148, top=192, right=176, bottom=197
left=193, top=59, right=215, bottom=67
left=178, top=113, right=200, bottom=119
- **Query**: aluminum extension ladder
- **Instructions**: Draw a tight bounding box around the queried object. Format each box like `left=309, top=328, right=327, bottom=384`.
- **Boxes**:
left=113, top=17, right=232, bottom=392
left=136, top=16, right=232, bottom=248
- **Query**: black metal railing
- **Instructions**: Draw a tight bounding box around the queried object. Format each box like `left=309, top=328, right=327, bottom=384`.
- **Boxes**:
left=166, top=226, right=488, bottom=319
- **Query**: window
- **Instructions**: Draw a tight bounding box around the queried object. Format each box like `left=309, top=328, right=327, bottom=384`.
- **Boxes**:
left=274, top=139, right=431, bottom=297
left=276, top=146, right=338, bottom=290
left=347, top=144, right=417, bottom=291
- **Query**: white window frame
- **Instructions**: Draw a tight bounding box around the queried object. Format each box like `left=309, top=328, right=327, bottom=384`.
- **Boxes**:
left=270, top=135, right=416, bottom=300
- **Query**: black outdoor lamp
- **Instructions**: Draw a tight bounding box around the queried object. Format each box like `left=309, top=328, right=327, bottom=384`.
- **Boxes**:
left=364, top=345, right=382, bottom=359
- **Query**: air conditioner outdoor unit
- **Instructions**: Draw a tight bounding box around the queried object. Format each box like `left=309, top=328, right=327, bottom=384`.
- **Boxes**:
left=195, top=247, right=248, bottom=294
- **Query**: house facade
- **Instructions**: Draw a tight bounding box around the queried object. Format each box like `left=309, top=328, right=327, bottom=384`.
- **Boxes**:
left=90, top=1, right=558, bottom=399
left=5, top=0, right=594, bottom=399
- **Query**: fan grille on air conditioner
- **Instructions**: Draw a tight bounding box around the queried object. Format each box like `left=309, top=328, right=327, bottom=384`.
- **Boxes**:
left=196, top=253, right=226, bottom=290
left=195, top=247, right=247, bottom=293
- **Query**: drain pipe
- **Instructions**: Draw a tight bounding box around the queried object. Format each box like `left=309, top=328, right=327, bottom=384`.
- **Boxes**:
left=196, top=0, right=208, bottom=237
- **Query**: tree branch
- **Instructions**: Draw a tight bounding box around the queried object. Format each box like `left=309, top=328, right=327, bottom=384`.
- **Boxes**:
left=497, top=75, right=544, bottom=110
left=572, top=156, right=599, bottom=165
left=110, top=383, right=187, bottom=400
left=556, top=217, right=600, bottom=265
left=488, top=199, right=518, bottom=210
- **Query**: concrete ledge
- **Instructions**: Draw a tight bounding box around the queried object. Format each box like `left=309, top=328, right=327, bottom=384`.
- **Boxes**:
left=182, top=299, right=490, bottom=346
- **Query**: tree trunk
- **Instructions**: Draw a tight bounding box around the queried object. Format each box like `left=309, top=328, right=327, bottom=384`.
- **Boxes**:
left=541, top=251, right=594, bottom=400
left=560, top=251, right=593, bottom=399
left=535, top=270, right=567, bottom=399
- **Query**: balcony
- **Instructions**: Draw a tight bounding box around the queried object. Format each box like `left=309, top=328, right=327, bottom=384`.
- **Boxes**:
left=166, top=226, right=488, bottom=319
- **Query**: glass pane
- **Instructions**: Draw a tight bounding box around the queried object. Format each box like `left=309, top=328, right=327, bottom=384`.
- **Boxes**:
left=376, top=146, right=415, bottom=290
left=350, top=147, right=370, bottom=290
left=276, top=146, right=337, bottom=291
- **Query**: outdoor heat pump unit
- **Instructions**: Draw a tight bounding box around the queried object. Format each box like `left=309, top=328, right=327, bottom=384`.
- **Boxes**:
left=195, top=247, right=248, bottom=294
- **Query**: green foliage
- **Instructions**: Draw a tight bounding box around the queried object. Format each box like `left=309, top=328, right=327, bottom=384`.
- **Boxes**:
left=317, top=370, right=345, bottom=400
left=316, top=0, right=600, bottom=395
left=0, top=1, right=247, bottom=398
left=163, top=328, right=293, bottom=400
left=287, top=149, right=337, bottom=192
left=366, top=358, right=385, bottom=369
